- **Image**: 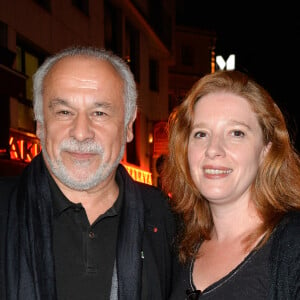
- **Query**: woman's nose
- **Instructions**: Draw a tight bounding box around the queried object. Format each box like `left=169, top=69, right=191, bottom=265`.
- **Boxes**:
left=205, top=135, right=226, bottom=159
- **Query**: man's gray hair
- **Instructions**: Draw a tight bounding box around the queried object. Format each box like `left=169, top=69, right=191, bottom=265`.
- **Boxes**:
left=33, top=46, right=137, bottom=125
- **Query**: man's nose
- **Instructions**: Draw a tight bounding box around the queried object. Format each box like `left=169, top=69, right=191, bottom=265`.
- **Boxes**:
left=69, top=113, right=95, bottom=141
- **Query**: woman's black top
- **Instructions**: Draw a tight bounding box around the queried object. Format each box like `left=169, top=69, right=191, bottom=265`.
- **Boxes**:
left=170, top=234, right=272, bottom=299
left=170, top=212, right=300, bottom=299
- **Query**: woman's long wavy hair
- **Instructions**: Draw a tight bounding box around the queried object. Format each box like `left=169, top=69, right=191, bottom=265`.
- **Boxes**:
left=161, top=70, right=300, bottom=264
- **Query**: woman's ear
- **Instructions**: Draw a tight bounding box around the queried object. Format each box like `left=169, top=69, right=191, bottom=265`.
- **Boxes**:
left=260, top=142, right=272, bottom=164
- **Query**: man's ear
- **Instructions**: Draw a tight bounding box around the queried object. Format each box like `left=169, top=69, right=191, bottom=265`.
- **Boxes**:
left=126, top=108, right=137, bottom=143
left=36, top=121, right=42, bottom=140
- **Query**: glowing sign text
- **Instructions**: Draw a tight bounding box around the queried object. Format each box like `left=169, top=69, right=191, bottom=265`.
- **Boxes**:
left=123, top=164, right=152, bottom=185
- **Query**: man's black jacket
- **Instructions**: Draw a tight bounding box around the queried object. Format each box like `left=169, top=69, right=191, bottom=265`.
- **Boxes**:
left=0, top=154, right=176, bottom=299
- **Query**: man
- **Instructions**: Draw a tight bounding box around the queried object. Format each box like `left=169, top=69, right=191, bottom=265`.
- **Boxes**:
left=0, top=46, right=176, bottom=299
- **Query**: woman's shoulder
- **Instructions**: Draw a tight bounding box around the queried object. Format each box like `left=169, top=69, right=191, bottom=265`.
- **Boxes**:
left=279, top=211, right=300, bottom=229
left=271, top=211, right=300, bottom=247
left=268, top=212, right=300, bottom=298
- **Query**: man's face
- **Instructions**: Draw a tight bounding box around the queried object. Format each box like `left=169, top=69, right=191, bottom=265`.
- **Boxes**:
left=37, top=55, right=135, bottom=191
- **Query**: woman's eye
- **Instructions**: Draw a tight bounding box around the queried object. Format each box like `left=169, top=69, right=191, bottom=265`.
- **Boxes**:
left=231, top=130, right=245, bottom=137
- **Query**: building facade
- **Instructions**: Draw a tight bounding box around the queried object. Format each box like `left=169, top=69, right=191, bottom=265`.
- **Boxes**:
left=168, top=25, right=216, bottom=112
left=0, top=0, right=216, bottom=186
left=0, top=0, right=177, bottom=184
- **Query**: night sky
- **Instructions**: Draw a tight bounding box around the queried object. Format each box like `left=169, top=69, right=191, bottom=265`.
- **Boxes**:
left=176, top=1, right=300, bottom=150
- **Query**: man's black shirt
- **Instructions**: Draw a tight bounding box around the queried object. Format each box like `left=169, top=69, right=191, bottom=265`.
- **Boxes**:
left=50, top=174, right=123, bottom=300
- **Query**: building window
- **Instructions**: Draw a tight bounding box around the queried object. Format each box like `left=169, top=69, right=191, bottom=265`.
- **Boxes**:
left=181, top=45, right=194, bottom=66
left=0, top=21, right=15, bottom=68
left=16, top=47, right=39, bottom=101
left=104, top=0, right=122, bottom=56
left=149, top=59, right=159, bottom=91
left=14, top=40, right=46, bottom=132
left=72, top=0, right=89, bottom=16
left=15, top=40, right=46, bottom=101
left=0, top=20, right=7, bottom=47
left=33, top=0, right=51, bottom=12
left=125, top=21, right=140, bottom=82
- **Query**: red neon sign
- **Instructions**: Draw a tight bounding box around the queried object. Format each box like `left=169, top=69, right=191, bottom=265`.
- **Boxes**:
left=9, top=130, right=41, bottom=163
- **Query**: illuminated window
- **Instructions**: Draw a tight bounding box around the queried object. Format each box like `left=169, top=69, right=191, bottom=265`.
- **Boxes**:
left=15, top=40, right=46, bottom=132
left=16, top=42, right=45, bottom=101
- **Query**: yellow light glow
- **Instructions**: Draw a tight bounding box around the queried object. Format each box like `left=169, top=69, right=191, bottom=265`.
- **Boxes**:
left=123, top=164, right=152, bottom=185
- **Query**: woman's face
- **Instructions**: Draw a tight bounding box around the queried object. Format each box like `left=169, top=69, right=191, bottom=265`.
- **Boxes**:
left=188, top=92, right=270, bottom=208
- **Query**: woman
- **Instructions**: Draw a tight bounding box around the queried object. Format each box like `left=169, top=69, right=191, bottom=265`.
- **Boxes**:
left=162, top=70, right=300, bottom=299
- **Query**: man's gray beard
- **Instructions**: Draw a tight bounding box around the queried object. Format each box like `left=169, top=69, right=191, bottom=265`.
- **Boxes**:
left=39, top=132, right=126, bottom=191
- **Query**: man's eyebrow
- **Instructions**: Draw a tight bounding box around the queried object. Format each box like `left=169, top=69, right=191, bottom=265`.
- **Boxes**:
left=48, top=98, right=114, bottom=110
left=93, top=101, right=113, bottom=109
left=48, top=98, right=69, bottom=109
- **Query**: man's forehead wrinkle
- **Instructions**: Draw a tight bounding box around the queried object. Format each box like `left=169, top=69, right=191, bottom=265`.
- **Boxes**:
left=47, top=74, right=100, bottom=90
